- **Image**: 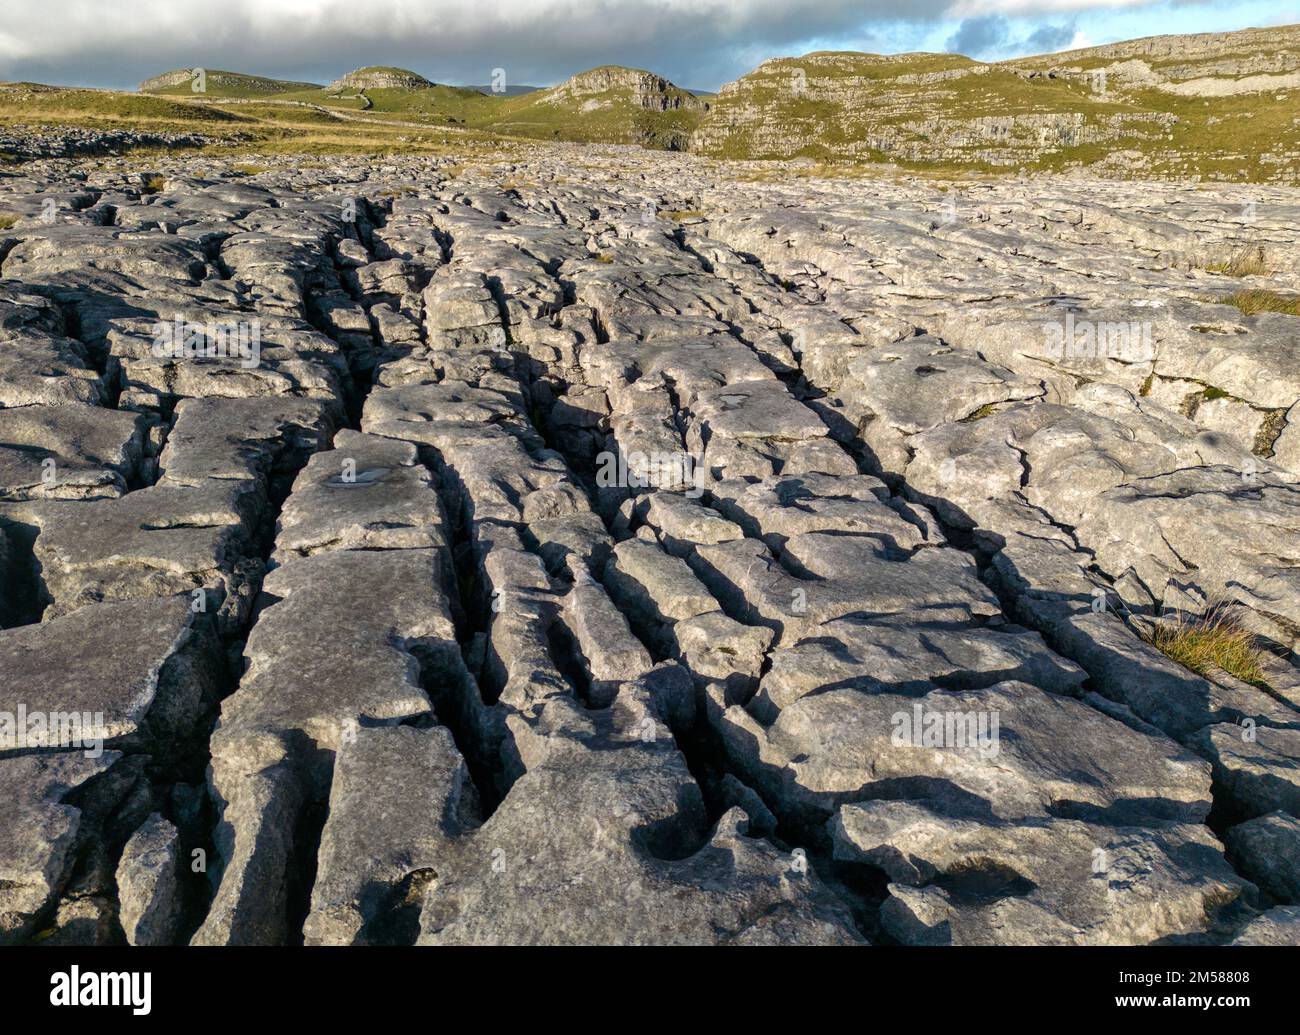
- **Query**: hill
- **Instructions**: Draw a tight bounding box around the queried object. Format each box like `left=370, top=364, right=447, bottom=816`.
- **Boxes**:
left=690, top=25, right=1300, bottom=182
left=140, top=69, right=322, bottom=96
left=483, top=66, right=708, bottom=149
left=52, top=28, right=1300, bottom=181
left=133, top=63, right=704, bottom=147
left=331, top=64, right=708, bottom=148
left=326, top=67, right=434, bottom=92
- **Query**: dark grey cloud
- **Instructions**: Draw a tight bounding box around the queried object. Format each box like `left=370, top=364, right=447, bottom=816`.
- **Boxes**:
left=945, top=12, right=1079, bottom=59
left=1026, top=21, right=1080, bottom=51
left=945, top=14, right=1012, bottom=56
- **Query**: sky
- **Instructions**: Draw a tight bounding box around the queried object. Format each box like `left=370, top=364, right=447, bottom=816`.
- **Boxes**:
left=0, top=0, right=1296, bottom=93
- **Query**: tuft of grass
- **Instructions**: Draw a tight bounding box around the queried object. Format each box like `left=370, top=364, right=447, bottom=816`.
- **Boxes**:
left=1216, top=288, right=1300, bottom=317
left=230, top=163, right=270, bottom=176
left=1146, top=604, right=1268, bottom=687
left=0, top=211, right=18, bottom=230
left=140, top=174, right=167, bottom=194
left=593, top=253, right=615, bottom=264
left=662, top=208, right=705, bottom=221
left=1202, top=245, right=1270, bottom=277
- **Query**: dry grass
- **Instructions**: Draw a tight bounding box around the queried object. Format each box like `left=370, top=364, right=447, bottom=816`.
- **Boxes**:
left=141, top=174, right=167, bottom=194
left=1217, top=288, right=1300, bottom=317
left=1146, top=604, right=1268, bottom=687
left=0, top=211, right=18, bottom=230
left=1202, top=245, right=1271, bottom=277
left=662, top=208, right=705, bottom=221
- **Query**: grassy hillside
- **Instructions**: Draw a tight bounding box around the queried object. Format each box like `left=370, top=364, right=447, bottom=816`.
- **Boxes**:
left=5, top=26, right=1297, bottom=182
left=141, top=69, right=322, bottom=97
left=0, top=81, right=249, bottom=131
left=321, top=65, right=708, bottom=148
left=691, top=27, right=1300, bottom=183
left=135, top=63, right=709, bottom=150
left=0, top=79, right=517, bottom=161
left=481, top=67, right=706, bottom=149
left=694, top=52, right=1119, bottom=168
left=1006, top=24, right=1297, bottom=77
left=344, top=85, right=498, bottom=122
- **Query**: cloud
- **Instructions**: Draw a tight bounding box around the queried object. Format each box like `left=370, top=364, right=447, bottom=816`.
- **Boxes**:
left=0, top=0, right=1219, bottom=91
left=1026, top=21, right=1080, bottom=50
left=945, top=14, right=1013, bottom=54
left=948, top=0, right=1148, bottom=13
left=0, top=0, right=933, bottom=89
left=945, top=12, right=1080, bottom=57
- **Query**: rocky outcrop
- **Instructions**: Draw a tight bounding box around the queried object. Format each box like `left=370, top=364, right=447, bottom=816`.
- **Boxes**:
left=139, top=69, right=321, bottom=94
left=544, top=66, right=706, bottom=112
left=0, top=141, right=1297, bottom=948
left=690, top=25, right=1300, bottom=182
left=139, top=70, right=196, bottom=92
left=0, top=126, right=230, bottom=160
left=326, top=67, right=434, bottom=92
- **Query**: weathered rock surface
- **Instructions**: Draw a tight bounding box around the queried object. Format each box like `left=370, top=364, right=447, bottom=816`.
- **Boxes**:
left=116, top=812, right=181, bottom=946
left=2, top=145, right=1297, bottom=949
left=0, top=751, right=133, bottom=944
left=0, top=595, right=223, bottom=755
left=327, top=67, right=434, bottom=92
left=1225, top=811, right=1300, bottom=904
left=1232, top=906, right=1300, bottom=945
left=832, top=800, right=1247, bottom=945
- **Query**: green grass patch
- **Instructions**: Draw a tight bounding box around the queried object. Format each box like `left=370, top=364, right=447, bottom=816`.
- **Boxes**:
left=0, top=87, right=247, bottom=127
left=1147, top=604, right=1269, bottom=688
left=1202, top=245, right=1271, bottom=277
left=1216, top=288, right=1300, bottom=316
